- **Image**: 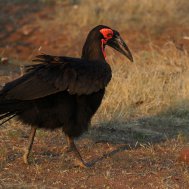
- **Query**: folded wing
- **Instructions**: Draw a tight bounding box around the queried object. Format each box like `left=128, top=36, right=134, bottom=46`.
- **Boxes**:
left=0, top=54, right=112, bottom=100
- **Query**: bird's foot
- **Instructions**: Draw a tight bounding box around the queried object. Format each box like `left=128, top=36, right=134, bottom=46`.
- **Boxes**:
left=23, top=153, right=29, bottom=164
left=74, top=159, right=89, bottom=168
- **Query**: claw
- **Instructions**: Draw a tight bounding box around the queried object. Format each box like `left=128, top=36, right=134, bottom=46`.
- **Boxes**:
left=74, top=159, right=89, bottom=168
left=63, top=134, right=88, bottom=168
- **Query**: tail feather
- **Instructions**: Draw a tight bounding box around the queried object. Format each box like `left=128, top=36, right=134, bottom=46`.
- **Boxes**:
left=0, top=101, right=18, bottom=126
left=0, top=112, right=16, bottom=120
left=0, top=113, right=17, bottom=126
left=0, top=99, right=29, bottom=126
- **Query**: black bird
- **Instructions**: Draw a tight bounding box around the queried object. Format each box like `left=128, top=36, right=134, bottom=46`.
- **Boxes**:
left=0, top=25, right=133, bottom=167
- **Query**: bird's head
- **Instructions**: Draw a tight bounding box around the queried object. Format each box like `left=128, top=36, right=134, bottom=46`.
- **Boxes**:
left=82, top=25, right=133, bottom=62
left=98, top=25, right=133, bottom=62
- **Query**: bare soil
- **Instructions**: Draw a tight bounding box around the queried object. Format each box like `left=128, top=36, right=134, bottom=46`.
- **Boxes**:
left=0, top=120, right=189, bottom=189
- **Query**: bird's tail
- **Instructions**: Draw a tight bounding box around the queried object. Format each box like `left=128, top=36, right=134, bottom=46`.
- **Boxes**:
left=0, top=112, right=17, bottom=126
left=0, top=99, right=29, bottom=126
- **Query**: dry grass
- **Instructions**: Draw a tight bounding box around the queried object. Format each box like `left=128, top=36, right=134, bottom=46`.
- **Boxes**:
left=94, top=44, right=189, bottom=124
left=43, top=0, right=189, bottom=35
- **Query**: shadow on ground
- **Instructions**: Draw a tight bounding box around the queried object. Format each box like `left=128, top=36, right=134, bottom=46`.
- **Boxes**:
left=81, top=103, right=189, bottom=165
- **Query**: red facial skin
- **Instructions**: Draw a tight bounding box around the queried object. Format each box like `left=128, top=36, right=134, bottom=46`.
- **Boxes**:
left=99, top=28, right=113, bottom=58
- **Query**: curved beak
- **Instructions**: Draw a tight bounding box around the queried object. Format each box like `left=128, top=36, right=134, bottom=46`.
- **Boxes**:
left=107, top=34, right=133, bottom=62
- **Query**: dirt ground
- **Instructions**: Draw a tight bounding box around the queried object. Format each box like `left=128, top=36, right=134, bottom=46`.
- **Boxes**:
left=0, top=1, right=189, bottom=189
left=0, top=120, right=189, bottom=189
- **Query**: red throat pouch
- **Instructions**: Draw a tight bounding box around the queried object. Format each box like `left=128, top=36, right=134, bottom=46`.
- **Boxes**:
left=101, top=39, right=107, bottom=58
left=100, top=28, right=113, bottom=59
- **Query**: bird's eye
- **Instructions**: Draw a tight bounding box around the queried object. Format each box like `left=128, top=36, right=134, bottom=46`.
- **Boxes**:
left=107, top=33, right=113, bottom=38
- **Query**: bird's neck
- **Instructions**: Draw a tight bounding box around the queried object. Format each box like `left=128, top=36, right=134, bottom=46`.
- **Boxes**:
left=81, top=39, right=106, bottom=61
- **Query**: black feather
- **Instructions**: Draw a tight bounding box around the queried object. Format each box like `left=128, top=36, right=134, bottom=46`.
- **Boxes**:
left=0, top=26, right=113, bottom=138
left=0, top=25, right=132, bottom=165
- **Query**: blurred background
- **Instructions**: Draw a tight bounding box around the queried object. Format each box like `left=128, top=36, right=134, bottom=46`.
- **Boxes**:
left=0, top=0, right=189, bottom=128
left=1, top=0, right=189, bottom=59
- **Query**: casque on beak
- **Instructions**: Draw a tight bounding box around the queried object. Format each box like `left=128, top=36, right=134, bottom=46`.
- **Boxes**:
left=107, top=33, right=133, bottom=62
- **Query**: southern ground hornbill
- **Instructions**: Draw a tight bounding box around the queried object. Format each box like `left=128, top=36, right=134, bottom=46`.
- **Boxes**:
left=0, top=25, right=133, bottom=167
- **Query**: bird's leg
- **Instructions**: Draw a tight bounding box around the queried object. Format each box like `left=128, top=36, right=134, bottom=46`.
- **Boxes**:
left=62, top=134, right=74, bottom=153
left=23, top=126, right=37, bottom=164
left=63, top=134, right=87, bottom=168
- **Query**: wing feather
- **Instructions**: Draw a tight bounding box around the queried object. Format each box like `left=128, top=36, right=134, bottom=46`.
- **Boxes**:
left=1, top=55, right=112, bottom=100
